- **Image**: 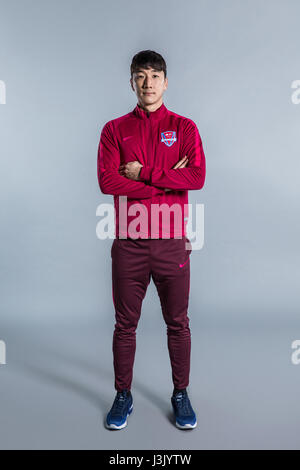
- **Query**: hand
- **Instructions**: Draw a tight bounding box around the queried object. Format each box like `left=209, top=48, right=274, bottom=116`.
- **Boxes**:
left=119, top=161, right=143, bottom=181
left=164, top=155, right=189, bottom=192
left=172, top=155, right=189, bottom=169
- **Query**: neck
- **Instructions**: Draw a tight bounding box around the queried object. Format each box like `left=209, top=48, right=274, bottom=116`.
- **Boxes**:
left=138, top=98, right=163, bottom=113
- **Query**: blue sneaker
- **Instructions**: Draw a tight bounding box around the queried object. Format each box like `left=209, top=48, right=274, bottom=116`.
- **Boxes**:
left=171, top=389, right=197, bottom=429
left=105, top=389, right=133, bottom=430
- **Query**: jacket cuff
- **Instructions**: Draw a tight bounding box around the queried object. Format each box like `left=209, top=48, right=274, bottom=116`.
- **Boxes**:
left=139, top=166, right=152, bottom=182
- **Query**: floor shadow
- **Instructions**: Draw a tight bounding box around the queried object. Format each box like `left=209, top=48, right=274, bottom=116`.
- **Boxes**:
left=7, top=327, right=175, bottom=424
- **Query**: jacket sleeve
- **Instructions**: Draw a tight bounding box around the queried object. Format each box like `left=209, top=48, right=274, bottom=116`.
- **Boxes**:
left=97, top=121, right=165, bottom=199
left=139, top=119, right=206, bottom=190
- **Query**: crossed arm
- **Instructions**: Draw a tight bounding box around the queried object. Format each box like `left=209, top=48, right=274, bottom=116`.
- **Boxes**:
left=119, top=156, right=189, bottom=191
left=97, top=119, right=206, bottom=199
left=98, top=121, right=164, bottom=199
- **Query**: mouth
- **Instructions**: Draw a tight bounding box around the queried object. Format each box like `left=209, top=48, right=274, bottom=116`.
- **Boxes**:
left=143, top=92, right=155, bottom=95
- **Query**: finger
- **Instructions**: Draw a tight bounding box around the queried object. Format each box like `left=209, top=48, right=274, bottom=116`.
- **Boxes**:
left=181, top=159, right=189, bottom=167
left=173, top=160, right=184, bottom=169
left=173, top=156, right=188, bottom=169
left=181, top=157, right=189, bottom=166
left=175, top=160, right=188, bottom=169
left=177, top=156, right=187, bottom=165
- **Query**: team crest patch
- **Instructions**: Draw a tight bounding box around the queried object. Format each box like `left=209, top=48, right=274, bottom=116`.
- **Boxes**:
left=161, top=131, right=177, bottom=147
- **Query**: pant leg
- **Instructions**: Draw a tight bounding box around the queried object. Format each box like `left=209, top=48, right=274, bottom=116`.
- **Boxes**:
left=111, top=238, right=151, bottom=392
left=150, top=236, right=192, bottom=390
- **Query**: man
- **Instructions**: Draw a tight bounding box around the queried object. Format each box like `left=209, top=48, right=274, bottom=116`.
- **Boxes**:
left=97, top=50, right=206, bottom=430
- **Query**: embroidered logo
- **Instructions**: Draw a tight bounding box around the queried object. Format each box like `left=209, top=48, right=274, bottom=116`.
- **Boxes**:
left=122, top=135, right=133, bottom=141
left=179, top=259, right=189, bottom=268
left=161, top=131, right=177, bottom=147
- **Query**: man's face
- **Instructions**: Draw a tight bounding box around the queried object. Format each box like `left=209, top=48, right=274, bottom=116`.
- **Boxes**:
left=130, top=68, right=168, bottom=106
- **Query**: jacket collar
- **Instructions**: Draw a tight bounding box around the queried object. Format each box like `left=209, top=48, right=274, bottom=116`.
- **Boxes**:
left=133, top=102, right=168, bottom=121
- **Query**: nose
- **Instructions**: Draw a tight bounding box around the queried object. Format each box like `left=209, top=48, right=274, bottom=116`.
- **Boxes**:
left=143, top=77, right=153, bottom=88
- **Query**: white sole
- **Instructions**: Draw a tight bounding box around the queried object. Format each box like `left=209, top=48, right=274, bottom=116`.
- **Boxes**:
left=175, top=420, right=197, bottom=429
left=106, top=403, right=133, bottom=430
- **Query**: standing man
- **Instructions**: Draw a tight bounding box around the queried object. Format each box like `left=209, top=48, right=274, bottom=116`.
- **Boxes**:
left=97, top=50, right=206, bottom=430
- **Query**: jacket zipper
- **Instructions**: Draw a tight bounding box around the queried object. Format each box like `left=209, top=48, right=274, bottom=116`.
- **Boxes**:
left=147, top=113, right=153, bottom=168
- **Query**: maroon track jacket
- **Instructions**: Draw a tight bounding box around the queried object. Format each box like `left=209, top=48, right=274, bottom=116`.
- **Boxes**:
left=97, top=102, right=206, bottom=239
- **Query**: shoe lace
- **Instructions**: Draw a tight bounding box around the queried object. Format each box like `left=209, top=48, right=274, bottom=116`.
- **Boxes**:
left=173, top=391, right=192, bottom=415
left=111, top=391, right=129, bottom=415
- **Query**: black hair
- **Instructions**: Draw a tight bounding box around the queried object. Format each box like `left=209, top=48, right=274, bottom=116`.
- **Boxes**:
left=130, top=50, right=167, bottom=79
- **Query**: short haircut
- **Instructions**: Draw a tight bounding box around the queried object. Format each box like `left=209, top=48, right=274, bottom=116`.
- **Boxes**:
left=130, top=50, right=167, bottom=79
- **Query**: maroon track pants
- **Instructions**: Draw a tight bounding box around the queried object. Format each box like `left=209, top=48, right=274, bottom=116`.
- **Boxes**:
left=111, top=236, right=192, bottom=392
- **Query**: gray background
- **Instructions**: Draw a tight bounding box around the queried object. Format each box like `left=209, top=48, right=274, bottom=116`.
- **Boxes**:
left=0, top=0, right=300, bottom=450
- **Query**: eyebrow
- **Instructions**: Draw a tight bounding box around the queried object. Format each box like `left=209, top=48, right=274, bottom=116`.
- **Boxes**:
left=135, top=70, right=161, bottom=74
